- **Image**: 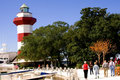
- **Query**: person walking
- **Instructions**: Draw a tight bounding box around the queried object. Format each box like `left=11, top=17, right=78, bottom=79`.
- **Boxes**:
left=102, top=60, right=109, bottom=77
left=82, top=61, right=89, bottom=80
left=89, top=61, right=94, bottom=75
left=109, top=59, right=115, bottom=76
left=93, top=62, right=99, bottom=79
left=96, top=60, right=100, bottom=74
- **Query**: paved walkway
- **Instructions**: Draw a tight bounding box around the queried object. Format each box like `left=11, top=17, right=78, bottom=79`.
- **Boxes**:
left=77, top=69, right=120, bottom=80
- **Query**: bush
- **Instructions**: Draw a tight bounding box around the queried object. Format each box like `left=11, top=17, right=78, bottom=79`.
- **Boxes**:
left=116, top=64, right=120, bottom=67
left=76, top=63, right=82, bottom=69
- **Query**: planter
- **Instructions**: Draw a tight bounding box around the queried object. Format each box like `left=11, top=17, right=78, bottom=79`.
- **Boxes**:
left=115, top=67, right=120, bottom=76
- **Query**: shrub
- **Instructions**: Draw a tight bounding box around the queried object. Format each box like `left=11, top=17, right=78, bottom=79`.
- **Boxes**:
left=76, top=63, right=82, bottom=69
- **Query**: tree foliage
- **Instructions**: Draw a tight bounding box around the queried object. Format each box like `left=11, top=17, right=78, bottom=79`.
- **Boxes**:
left=19, top=21, right=69, bottom=66
left=90, top=40, right=113, bottom=63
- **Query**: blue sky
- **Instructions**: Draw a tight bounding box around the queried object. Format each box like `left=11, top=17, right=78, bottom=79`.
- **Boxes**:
left=0, top=0, right=120, bottom=52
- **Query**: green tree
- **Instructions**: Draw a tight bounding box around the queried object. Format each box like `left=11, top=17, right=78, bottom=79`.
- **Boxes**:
left=18, top=21, right=69, bottom=67
left=65, top=7, right=119, bottom=65
left=65, top=7, right=108, bottom=64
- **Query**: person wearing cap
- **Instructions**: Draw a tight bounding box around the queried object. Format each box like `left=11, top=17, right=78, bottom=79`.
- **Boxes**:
left=82, top=61, right=89, bottom=80
left=109, top=59, right=115, bottom=76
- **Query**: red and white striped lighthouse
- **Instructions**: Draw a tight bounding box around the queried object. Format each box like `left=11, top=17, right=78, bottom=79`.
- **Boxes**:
left=13, top=4, right=36, bottom=54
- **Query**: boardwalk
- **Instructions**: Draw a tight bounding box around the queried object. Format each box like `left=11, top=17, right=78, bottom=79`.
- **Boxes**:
left=0, top=68, right=120, bottom=80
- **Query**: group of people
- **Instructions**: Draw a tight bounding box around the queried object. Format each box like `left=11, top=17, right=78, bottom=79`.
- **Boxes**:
left=82, top=59, right=115, bottom=80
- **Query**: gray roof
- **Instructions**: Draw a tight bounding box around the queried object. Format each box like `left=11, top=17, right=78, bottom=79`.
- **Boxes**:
left=20, top=4, right=29, bottom=9
left=0, top=52, right=17, bottom=62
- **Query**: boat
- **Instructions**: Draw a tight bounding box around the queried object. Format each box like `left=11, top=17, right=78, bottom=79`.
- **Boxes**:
left=0, top=69, right=56, bottom=80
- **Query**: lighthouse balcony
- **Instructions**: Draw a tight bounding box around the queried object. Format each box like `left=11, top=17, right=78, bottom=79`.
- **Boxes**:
left=13, top=17, right=36, bottom=26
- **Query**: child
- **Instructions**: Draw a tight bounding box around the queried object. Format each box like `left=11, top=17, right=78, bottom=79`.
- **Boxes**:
left=93, top=62, right=99, bottom=79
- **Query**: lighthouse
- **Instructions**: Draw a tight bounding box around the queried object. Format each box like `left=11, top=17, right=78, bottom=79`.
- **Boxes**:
left=13, top=4, right=36, bottom=54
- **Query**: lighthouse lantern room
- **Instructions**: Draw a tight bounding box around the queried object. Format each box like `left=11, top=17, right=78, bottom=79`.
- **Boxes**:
left=20, top=4, right=29, bottom=12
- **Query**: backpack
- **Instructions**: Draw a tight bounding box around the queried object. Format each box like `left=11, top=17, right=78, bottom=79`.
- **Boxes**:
left=103, top=63, right=108, bottom=68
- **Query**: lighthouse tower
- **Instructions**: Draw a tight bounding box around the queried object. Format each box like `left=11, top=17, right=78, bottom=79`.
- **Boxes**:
left=13, top=4, right=36, bottom=54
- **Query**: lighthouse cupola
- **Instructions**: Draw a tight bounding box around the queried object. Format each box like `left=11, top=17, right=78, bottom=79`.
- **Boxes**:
left=20, top=4, right=29, bottom=12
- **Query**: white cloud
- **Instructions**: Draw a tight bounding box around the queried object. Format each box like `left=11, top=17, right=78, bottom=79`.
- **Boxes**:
left=0, top=43, right=7, bottom=53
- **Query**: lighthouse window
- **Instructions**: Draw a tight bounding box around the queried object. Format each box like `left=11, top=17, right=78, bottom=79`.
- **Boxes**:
left=23, top=8, right=29, bottom=12
left=21, top=9, right=23, bottom=12
left=21, top=8, right=29, bottom=12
